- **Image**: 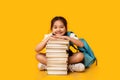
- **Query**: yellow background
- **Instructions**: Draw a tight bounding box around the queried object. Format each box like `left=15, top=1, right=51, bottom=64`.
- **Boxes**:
left=0, top=0, right=120, bottom=80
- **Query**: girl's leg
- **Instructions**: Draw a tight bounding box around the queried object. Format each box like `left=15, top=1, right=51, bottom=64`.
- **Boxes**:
left=68, top=52, right=85, bottom=72
left=68, top=52, right=84, bottom=64
left=36, top=53, right=47, bottom=65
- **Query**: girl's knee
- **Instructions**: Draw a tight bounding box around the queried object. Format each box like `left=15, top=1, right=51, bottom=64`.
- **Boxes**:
left=76, top=52, right=84, bottom=62
left=35, top=53, right=45, bottom=60
left=36, top=54, right=40, bottom=60
left=35, top=53, right=47, bottom=65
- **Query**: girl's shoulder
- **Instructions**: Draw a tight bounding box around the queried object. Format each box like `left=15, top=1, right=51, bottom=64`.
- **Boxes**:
left=42, top=33, right=52, bottom=40
left=66, top=31, right=76, bottom=36
left=44, top=33, right=52, bottom=37
left=45, top=32, right=52, bottom=35
left=66, top=31, right=79, bottom=40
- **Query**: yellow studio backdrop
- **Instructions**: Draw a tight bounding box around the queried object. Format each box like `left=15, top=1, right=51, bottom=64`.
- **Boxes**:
left=0, top=0, right=120, bottom=80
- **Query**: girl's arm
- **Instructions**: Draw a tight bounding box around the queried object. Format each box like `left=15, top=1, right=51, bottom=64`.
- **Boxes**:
left=67, top=36, right=84, bottom=47
left=35, top=37, right=50, bottom=53
left=54, top=36, right=84, bottom=47
left=35, top=34, right=54, bottom=53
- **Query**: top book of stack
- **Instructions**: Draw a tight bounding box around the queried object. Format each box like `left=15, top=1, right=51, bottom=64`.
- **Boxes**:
left=47, top=39, right=69, bottom=45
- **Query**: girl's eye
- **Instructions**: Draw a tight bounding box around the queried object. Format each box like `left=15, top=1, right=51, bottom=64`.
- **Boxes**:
left=53, top=26, right=57, bottom=29
left=61, top=26, right=64, bottom=28
left=60, top=25, right=64, bottom=28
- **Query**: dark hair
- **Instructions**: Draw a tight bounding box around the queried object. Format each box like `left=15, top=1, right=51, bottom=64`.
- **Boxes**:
left=50, top=16, right=67, bottom=31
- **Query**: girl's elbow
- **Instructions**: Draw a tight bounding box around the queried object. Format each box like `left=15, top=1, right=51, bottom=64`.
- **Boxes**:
left=81, top=43, right=84, bottom=47
left=79, top=42, right=84, bottom=47
left=35, top=48, right=40, bottom=53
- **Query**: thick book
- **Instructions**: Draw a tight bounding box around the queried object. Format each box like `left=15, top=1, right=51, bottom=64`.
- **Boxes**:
left=46, top=45, right=68, bottom=50
left=47, top=63, right=67, bottom=67
left=47, top=57, right=68, bottom=61
left=47, top=60, right=67, bottom=64
left=46, top=44, right=68, bottom=47
left=46, top=53, right=68, bottom=58
left=47, top=67, right=67, bottom=71
left=46, top=48, right=67, bottom=53
left=47, top=39, right=69, bottom=45
left=47, top=70, right=67, bottom=75
left=46, top=52, right=67, bottom=55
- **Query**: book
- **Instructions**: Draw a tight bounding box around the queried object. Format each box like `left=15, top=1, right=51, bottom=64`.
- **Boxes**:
left=46, top=45, right=68, bottom=50
left=46, top=49, right=67, bottom=53
left=46, top=52, right=67, bottom=55
left=47, top=57, right=68, bottom=61
left=47, top=70, right=67, bottom=75
left=47, top=39, right=69, bottom=45
left=47, top=63, right=67, bottom=67
left=47, top=60, right=67, bottom=64
left=47, top=67, right=67, bottom=71
left=46, top=44, right=68, bottom=47
left=46, top=53, right=68, bottom=58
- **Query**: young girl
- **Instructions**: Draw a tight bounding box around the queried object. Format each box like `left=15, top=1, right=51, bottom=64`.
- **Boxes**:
left=35, top=16, right=85, bottom=72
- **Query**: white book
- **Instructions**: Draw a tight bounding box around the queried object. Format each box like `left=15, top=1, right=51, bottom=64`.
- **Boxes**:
left=46, top=49, right=67, bottom=53
left=47, top=67, right=67, bottom=71
left=46, top=44, right=68, bottom=47
left=47, top=42, right=69, bottom=45
left=46, top=53, right=68, bottom=58
left=47, top=60, right=67, bottom=64
left=47, top=39, right=69, bottom=45
left=46, top=46, right=68, bottom=50
left=47, top=57, right=68, bottom=61
left=47, top=64, right=67, bottom=67
left=47, top=63, right=67, bottom=65
left=49, top=38, right=69, bottom=41
left=46, top=52, right=67, bottom=55
left=47, top=70, right=67, bottom=75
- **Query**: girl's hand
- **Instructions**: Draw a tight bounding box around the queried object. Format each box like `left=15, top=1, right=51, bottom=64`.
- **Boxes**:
left=43, top=33, right=58, bottom=41
left=49, top=36, right=58, bottom=40
left=53, top=35, right=70, bottom=40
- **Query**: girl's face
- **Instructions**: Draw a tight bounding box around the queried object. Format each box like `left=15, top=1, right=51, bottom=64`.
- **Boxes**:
left=52, top=20, right=66, bottom=36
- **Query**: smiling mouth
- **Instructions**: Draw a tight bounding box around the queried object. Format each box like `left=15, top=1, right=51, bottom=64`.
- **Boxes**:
left=54, top=32, right=63, bottom=36
left=55, top=32, right=63, bottom=34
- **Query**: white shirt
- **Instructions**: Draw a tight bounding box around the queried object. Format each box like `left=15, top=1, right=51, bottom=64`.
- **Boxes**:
left=69, top=32, right=79, bottom=40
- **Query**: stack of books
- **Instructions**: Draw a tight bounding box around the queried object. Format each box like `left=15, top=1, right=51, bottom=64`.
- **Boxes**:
left=46, top=39, right=69, bottom=75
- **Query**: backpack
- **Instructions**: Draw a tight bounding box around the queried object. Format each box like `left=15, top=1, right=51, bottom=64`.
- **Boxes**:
left=67, top=31, right=97, bottom=68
